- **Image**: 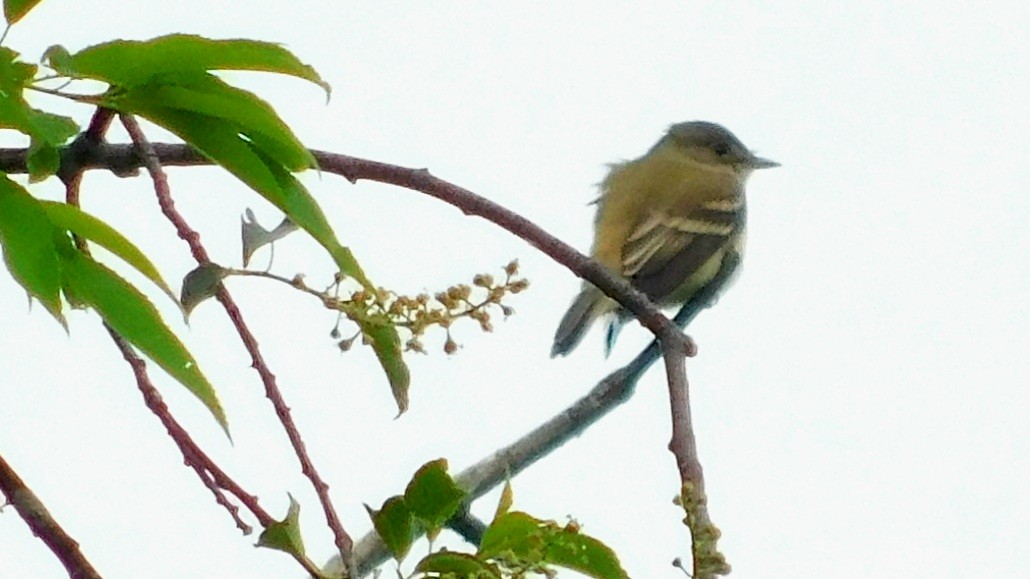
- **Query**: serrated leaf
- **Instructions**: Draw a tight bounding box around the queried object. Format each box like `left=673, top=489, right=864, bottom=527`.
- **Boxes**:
left=49, top=34, right=329, bottom=95
left=20, top=110, right=77, bottom=181
left=414, top=552, right=502, bottom=579
left=0, top=175, right=64, bottom=325
left=247, top=147, right=371, bottom=287
left=60, top=250, right=227, bottom=432
left=257, top=494, right=305, bottom=556
left=367, top=496, right=416, bottom=561
left=180, top=263, right=228, bottom=316
left=543, top=526, right=628, bottom=579
left=478, top=512, right=547, bottom=563
left=91, top=81, right=365, bottom=291
left=404, top=459, right=466, bottom=530
left=481, top=510, right=629, bottom=579
left=128, top=105, right=283, bottom=198
left=40, top=201, right=179, bottom=306
left=0, top=103, right=79, bottom=154
left=3, top=0, right=42, bottom=25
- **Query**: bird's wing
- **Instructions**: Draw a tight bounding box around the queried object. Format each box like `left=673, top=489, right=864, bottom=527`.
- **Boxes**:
left=622, top=196, right=744, bottom=302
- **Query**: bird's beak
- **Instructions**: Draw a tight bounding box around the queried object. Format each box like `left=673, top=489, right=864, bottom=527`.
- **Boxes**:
left=747, top=155, right=780, bottom=169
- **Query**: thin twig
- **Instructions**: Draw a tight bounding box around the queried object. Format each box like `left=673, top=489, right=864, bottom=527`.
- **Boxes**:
left=105, top=325, right=332, bottom=577
left=105, top=325, right=265, bottom=532
left=117, top=117, right=355, bottom=574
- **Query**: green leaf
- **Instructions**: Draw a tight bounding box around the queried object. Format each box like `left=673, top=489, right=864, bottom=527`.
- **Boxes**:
left=4, top=0, right=43, bottom=24
left=59, top=249, right=227, bottom=432
left=480, top=512, right=628, bottom=579
left=100, top=100, right=411, bottom=403
left=179, top=263, right=228, bottom=316
left=404, top=459, right=466, bottom=530
left=415, top=552, right=502, bottom=579
left=109, top=73, right=315, bottom=171
left=49, top=34, right=329, bottom=95
left=234, top=145, right=368, bottom=287
left=42, top=36, right=410, bottom=406
left=39, top=201, right=179, bottom=306
left=257, top=494, right=306, bottom=556
left=367, top=496, right=417, bottom=561
left=0, top=46, right=34, bottom=88
left=25, top=142, right=60, bottom=182
left=363, top=319, right=410, bottom=415
left=126, top=106, right=283, bottom=199
left=18, top=104, right=80, bottom=145
left=100, top=106, right=339, bottom=274
left=478, top=512, right=546, bottom=564
left=0, top=175, right=64, bottom=325
left=0, top=48, right=79, bottom=181
left=543, top=526, right=628, bottom=579
left=0, top=104, right=79, bottom=154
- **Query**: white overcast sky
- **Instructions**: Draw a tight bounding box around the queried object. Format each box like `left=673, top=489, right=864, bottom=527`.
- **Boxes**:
left=1, top=1, right=1028, bottom=578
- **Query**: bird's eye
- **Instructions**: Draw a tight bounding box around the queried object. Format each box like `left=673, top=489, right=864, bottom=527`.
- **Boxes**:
left=713, top=143, right=730, bottom=156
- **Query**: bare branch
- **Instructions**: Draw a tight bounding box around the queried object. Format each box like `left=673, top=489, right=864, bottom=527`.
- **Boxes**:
left=662, top=339, right=728, bottom=578
left=105, top=325, right=267, bottom=533
left=117, top=118, right=357, bottom=574
left=0, top=453, right=102, bottom=579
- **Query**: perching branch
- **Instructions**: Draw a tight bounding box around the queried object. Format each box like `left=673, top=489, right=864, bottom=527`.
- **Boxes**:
left=1, top=141, right=692, bottom=354
left=1, top=139, right=723, bottom=577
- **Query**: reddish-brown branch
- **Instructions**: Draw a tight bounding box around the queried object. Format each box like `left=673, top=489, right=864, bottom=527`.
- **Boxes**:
left=1, top=139, right=718, bottom=576
left=105, top=325, right=269, bottom=532
left=317, top=153, right=694, bottom=356
left=117, top=117, right=355, bottom=571
left=663, top=340, right=702, bottom=488
left=84, top=108, right=116, bottom=141
left=0, top=453, right=102, bottom=579
left=662, top=339, right=726, bottom=577
left=0, top=141, right=693, bottom=356
left=104, top=328, right=329, bottom=577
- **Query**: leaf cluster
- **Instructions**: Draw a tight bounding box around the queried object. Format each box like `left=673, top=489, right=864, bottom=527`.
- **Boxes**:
left=0, top=32, right=404, bottom=428
left=371, top=461, right=629, bottom=579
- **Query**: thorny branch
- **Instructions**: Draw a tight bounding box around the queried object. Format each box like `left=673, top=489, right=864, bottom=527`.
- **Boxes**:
left=117, top=116, right=356, bottom=576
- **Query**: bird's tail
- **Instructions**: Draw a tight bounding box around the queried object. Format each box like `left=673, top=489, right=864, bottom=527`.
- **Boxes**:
left=551, top=285, right=612, bottom=357
left=603, top=315, right=628, bottom=358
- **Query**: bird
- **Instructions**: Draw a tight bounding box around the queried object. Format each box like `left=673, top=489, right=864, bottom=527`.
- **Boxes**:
left=551, top=121, right=778, bottom=357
